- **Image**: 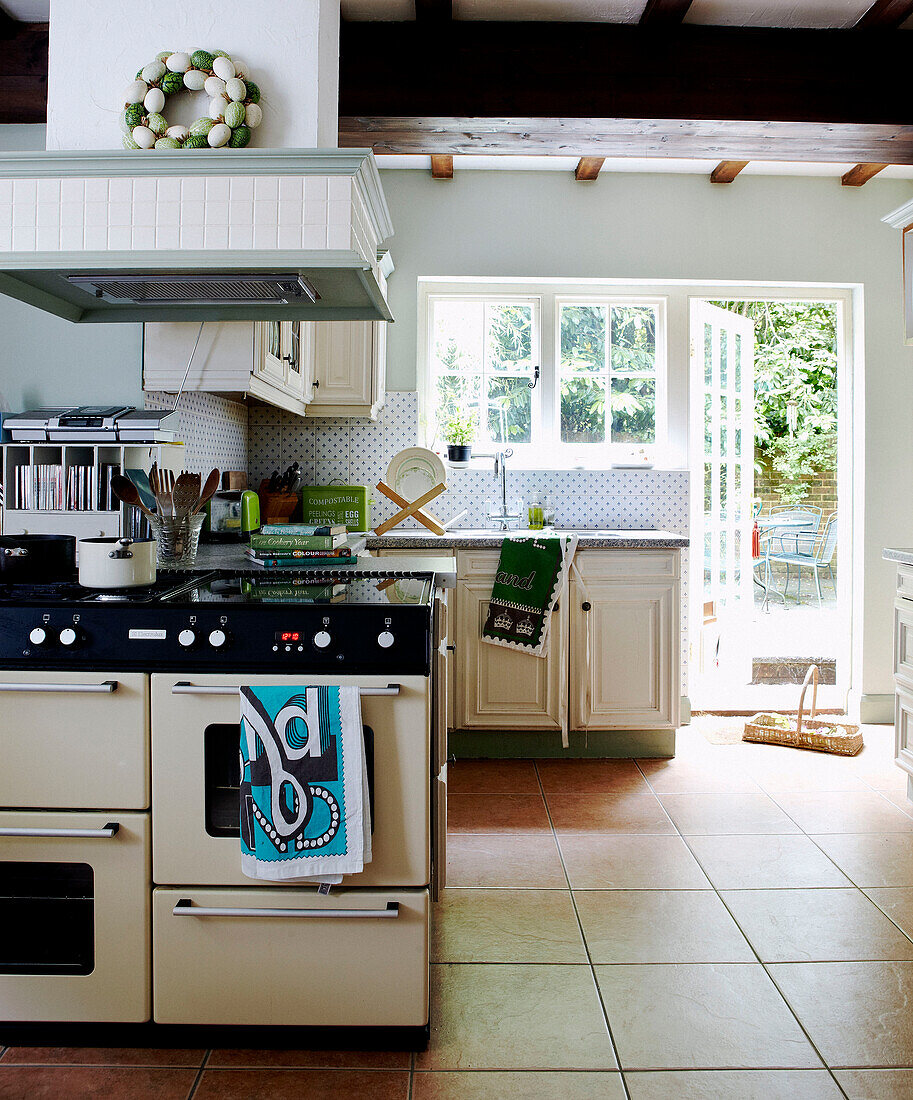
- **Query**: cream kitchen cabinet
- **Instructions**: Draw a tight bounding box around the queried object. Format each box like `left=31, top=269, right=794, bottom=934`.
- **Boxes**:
left=570, top=552, right=680, bottom=731
left=143, top=321, right=314, bottom=417
left=454, top=549, right=567, bottom=731
left=306, top=320, right=387, bottom=419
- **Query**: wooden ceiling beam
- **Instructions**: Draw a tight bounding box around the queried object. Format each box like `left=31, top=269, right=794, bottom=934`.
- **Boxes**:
left=339, top=116, right=913, bottom=165
left=710, top=160, right=749, bottom=183
left=640, top=0, right=694, bottom=25
left=841, top=162, right=889, bottom=185
left=0, top=18, right=47, bottom=124
left=574, top=156, right=605, bottom=180
left=855, top=0, right=913, bottom=28
left=430, top=153, right=453, bottom=178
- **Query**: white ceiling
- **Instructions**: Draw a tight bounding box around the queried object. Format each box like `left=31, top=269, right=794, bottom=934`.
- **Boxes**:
left=1, top=0, right=903, bottom=27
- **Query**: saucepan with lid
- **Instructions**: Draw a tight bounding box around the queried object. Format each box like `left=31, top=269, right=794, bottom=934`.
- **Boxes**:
left=77, top=536, right=156, bottom=589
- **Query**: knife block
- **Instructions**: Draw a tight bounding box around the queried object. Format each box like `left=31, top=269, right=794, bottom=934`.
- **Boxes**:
left=258, top=483, right=300, bottom=525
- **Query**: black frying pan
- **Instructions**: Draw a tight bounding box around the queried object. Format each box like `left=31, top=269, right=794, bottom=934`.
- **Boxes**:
left=0, top=534, right=76, bottom=584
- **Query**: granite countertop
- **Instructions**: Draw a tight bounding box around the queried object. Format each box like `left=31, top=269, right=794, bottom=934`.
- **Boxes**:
left=883, top=548, right=913, bottom=566
left=365, top=529, right=689, bottom=550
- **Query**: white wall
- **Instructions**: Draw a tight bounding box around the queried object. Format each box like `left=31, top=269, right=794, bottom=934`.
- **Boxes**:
left=378, top=168, right=913, bottom=704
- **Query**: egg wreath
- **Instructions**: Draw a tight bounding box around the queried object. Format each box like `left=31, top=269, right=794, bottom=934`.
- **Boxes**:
left=121, top=50, right=263, bottom=150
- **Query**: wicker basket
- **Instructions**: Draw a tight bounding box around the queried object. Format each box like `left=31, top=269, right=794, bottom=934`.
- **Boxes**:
left=742, top=665, right=864, bottom=756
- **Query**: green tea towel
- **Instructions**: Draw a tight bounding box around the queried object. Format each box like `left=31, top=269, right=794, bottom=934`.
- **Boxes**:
left=482, top=534, right=578, bottom=658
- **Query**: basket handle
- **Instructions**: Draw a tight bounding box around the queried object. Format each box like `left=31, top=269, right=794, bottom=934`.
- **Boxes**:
left=796, top=664, right=819, bottom=734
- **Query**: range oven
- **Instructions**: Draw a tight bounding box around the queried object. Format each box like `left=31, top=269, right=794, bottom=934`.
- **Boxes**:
left=0, top=567, right=448, bottom=1039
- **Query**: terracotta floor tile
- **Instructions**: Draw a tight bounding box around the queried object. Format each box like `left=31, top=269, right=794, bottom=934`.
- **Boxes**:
left=625, top=1069, right=843, bottom=1099
left=753, top=761, right=870, bottom=795
left=558, top=834, right=710, bottom=890
left=0, top=1066, right=197, bottom=1100
left=864, top=888, right=913, bottom=939
left=595, top=963, right=822, bottom=1070
left=769, top=792, right=913, bottom=834
left=546, top=791, right=675, bottom=834
left=657, top=792, right=800, bottom=835
left=834, top=1069, right=913, bottom=1099
left=446, top=793, right=550, bottom=833
left=721, top=889, right=913, bottom=963
left=809, top=834, right=913, bottom=887
left=412, top=1070, right=626, bottom=1098
left=536, top=759, right=650, bottom=795
left=0, top=1047, right=205, bottom=1066
left=416, top=963, right=617, bottom=1070
left=686, top=834, right=851, bottom=889
left=447, top=760, right=540, bottom=795
left=193, top=1069, right=410, bottom=1099
left=431, top=888, right=586, bottom=963
left=637, top=758, right=761, bottom=794
left=769, top=961, right=913, bottom=1066
left=575, top=889, right=754, bottom=963
left=208, top=1049, right=411, bottom=1069
left=445, top=833, right=567, bottom=888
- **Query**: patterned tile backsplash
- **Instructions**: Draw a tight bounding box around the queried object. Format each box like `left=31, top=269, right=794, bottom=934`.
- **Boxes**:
left=248, top=391, right=691, bottom=694
left=144, top=390, right=248, bottom=475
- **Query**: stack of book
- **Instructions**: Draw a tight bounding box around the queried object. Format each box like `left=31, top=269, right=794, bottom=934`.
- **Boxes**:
left=244, top=524, right=358, bottom=569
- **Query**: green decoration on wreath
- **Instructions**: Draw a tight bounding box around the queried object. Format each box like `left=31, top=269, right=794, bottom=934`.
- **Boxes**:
left=121, top=50, right=263, bottom=151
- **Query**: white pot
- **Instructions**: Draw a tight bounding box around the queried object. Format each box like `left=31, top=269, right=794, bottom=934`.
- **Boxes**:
left=78, top=537, right=157, bottom=588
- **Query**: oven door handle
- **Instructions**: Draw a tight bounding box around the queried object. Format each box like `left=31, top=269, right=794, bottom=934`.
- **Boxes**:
left=0, top=822, right=120, bottom=839
left=170, top=682, right=401, bottom=697
left=172, top=899, right=400, bottom=919
left=0, top=680, right=118, bottom=694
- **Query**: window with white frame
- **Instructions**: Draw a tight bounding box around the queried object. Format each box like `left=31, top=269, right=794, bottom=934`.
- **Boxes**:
left=423, top=282, right=666, bottom=466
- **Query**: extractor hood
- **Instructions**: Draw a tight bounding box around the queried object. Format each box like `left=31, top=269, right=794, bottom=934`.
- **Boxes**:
left=0, top=149, right=394, bottom=323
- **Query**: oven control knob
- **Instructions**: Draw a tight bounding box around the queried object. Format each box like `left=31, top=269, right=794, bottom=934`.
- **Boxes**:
left=29, top=627, right=47, bottom=646
left=208, top=629, right=228, bottom=649
left=313, top=630, right=332, bottom=649
left=59, top=627, right=79, bottom=647
left=377, top=630, right=395, bottom=649
left=178, top=628, right=197, bottom=648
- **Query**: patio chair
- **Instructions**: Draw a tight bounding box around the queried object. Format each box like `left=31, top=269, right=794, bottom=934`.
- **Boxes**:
left=767, top=512, right=837, bottom=607
left=766, top=505, right=823, bottom=554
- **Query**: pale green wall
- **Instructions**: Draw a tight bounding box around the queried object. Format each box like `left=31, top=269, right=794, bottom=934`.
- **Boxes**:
left=0, top=125, right=143, bottom=413
left=378, top=167, right=913, bottom=703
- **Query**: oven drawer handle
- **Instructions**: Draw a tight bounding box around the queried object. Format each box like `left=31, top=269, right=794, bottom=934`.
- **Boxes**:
left=172, top=899, right=400, bottom=919
left=0, top=680, right=118, bottom=694
left=170, top=682, right=401, bottom=697
left=0, top=822, right=120, bottom=839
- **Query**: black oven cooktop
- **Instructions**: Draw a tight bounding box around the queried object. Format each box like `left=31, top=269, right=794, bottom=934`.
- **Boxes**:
left=0, top=571, right=434, bottom=674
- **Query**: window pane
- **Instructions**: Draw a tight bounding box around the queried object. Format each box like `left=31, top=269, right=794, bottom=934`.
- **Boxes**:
left=560, top=305, right=606, bottom=373
left=612, top=306, right=656, bottom=374
left=611, top=377, right=655, bottom=443
left=488, top=376, right=531, bottom=443
left=704, top=322, right=712, bottom=386
left=719, top=328, right=728, bottom=389
left=433, top=300, right=483, bottom=373
left=487, top=304, right=533, bottom=373
left=436, top=374, right=481, bottom=432
left=561, top=377, right=606, bottom=443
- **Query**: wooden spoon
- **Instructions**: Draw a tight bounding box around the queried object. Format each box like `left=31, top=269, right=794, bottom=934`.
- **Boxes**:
left=193, top=468, right=221, bottom=516
left=172, top=472, right=202, bottom=521
left=111, top=474, right=157, bottom=523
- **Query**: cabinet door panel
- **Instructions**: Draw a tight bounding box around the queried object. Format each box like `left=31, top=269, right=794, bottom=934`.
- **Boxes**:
left=311, top=321, right=374, bottom=406
left=571, top=578, right=677, bottom=730
left=455, top=576, right=565, bottom=731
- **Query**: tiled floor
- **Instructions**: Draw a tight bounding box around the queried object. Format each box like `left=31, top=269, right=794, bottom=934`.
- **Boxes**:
left=4, top=725, right=913, bottom=1098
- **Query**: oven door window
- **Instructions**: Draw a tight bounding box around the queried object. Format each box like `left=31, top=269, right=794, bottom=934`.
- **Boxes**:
left=0, top=861, right=94, bottom=975
left=204, top=723, right=375, bottom=839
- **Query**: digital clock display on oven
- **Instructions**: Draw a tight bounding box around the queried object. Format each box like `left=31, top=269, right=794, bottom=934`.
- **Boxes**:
left=275, top=631, right=301, bottom=642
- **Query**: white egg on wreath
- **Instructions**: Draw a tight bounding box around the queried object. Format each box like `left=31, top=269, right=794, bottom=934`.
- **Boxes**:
left=120, top=49, right=262, bottom=150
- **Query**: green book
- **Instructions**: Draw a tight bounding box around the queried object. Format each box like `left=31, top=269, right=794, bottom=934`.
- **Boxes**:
left=250, top=532, right=348, bottom=551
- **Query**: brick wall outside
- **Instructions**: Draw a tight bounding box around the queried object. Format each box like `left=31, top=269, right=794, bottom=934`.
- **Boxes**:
left=753, top=453, right=838, bottom=520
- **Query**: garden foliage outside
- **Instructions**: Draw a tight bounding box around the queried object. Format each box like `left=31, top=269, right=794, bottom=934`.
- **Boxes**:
left=710, top=300, right=838, bottom=506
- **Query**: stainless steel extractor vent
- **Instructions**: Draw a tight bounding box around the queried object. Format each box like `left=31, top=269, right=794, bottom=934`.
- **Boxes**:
left=65, top=272, right=320, bottom=307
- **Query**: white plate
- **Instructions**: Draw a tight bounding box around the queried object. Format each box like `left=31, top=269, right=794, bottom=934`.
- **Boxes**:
left=386, top=447, right=446, bottom=502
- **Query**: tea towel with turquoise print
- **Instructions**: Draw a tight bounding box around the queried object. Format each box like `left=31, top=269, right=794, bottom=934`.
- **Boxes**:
left=239, top=684, right=371, bottom=883
left=482, top=534, right=578, bottom=658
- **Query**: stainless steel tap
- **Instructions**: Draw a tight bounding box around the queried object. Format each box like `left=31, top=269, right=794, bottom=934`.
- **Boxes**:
left=477, top=448, right=518, bottom=530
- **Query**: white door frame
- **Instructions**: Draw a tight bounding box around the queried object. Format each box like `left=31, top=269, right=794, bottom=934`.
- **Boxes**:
left=685, top=286, right=857, bottom=711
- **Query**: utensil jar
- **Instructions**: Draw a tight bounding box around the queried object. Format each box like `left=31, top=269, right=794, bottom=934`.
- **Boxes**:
left=150, top=513, right=205, bottom=567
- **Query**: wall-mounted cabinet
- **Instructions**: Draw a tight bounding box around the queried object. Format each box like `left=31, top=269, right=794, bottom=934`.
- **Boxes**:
left=143, top=318, right=386, bottom=420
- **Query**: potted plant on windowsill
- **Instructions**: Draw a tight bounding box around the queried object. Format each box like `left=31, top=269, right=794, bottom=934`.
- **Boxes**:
left=441, top=411, right=478, bottom=465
